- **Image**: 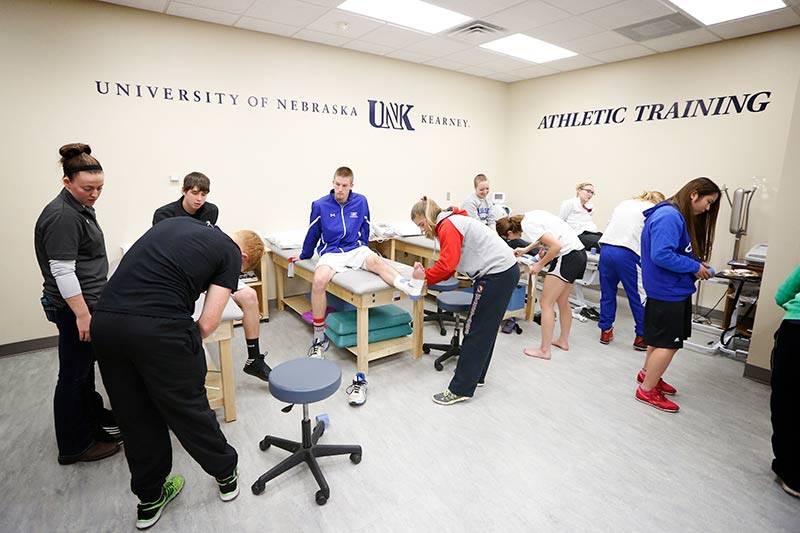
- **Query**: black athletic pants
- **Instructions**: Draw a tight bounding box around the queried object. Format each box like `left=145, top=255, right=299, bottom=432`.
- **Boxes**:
left=770, top=319, right=800, bottom=492
left=449, top=264, right=520, bottom=397
left=92, top=311, right=237, bottom=502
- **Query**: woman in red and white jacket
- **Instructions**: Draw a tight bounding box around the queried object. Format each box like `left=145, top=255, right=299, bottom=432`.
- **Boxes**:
left=410, top=197, right=519, bottom=406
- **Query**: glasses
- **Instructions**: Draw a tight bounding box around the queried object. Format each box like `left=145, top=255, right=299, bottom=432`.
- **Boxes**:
left=581, top=188, right=595, bottom=196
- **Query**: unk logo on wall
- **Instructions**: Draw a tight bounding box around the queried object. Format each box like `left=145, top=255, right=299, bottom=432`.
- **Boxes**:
left=368, top=99, right=415, bottom=131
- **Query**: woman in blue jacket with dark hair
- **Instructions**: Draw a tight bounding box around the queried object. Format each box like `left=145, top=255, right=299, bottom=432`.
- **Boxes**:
left=637, top=177, right=720, bottom=413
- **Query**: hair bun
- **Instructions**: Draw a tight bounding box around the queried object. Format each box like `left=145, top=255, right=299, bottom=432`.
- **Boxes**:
left=59, top=143, right=91, bottom=160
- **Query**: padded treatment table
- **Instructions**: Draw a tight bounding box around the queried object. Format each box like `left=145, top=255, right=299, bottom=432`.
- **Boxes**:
left=193, top=295, right=244, bottom=423
left=269, top=245, right=424, bottom=374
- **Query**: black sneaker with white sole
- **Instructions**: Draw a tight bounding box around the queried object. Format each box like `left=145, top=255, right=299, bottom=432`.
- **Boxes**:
left=216, top=467, right=239, bottom=502
left=243, top=356, right=272, bottom=382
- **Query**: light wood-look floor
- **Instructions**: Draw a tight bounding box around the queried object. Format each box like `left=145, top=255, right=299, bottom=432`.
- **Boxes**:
left=1, top=290, right=797, bottom=532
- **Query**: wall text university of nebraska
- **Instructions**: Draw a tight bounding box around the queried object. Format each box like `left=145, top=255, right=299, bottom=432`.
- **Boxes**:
left=94, top=81, right=357, bottom=115
left=537, top=91, right=771, bottom=129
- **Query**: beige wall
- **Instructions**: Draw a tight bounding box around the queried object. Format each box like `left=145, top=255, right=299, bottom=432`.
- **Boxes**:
left=506, top=27, right=800, bottom=370
left=1, top=0, right=798, bottom=366
left=0, top=0, right=508, bottom=346
left=748, top=71, right=800, bottom=371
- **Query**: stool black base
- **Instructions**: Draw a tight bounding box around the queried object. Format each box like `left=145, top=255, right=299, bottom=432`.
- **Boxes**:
left=423, top=320, right=461, bottom=371
left=252, top=406, right=362, bottom=505
left=424, top=308, right=456, bottom=336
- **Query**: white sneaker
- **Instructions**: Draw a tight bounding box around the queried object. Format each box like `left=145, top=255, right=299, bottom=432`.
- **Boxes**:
left=397, top=277, right=423, bottom=300
left=346, top=372, right=368, bottom=406
left=307, top=338, right=328, bottom=359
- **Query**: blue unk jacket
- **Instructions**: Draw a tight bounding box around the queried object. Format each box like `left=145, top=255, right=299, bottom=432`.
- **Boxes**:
left=300, top=190, right=371, bottom=259
left=641, top=202, right=702, bottom=301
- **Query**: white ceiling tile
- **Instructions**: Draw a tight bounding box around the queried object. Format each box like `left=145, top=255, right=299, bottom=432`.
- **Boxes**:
left=235, top=16, right=300, bottom=36
left=708, top=8, right=800, bottom=40
left=480, top=55, right=536, bottom=73
left=588, top=43, right=656, bottom=62
left=487, top=72, right=525, bottom=82
left=545, top=54, right=602, bottom=71
left=562, top=30, right=632, bottom=53
left=386, top=49, right=435, bottom=63
left=424, top=57, right=468, bottom=71
left=444, top=46, right=505, bottom=65
left=402, top=36, right=474, bottom=57
left=293, top=28, right=352, bottom=46
left=484, top=1, right=571, bottom=32
left=244, top=0, right=328, bottom=27
left=428, top=0, right=529, bottom=19
left=306, top=9, right=385, bottom=39
left=581, top=0, right=675, bottom=30
left=357, top=24, right=430, bottom=48
left=177, top=0, right=252, bottom=14
left=525, top=15, right=605, bottom=44
left=459, top=65, right=497, bottom=77
left=301, top=0, right=347, bottom=7
left=99, top=0, right=168, bottom=12
left=510, top=63, right=559, bottom=78
left=166, top=2, right=239, bottom=25
left=542, top=0, right=622, bottom=16
left=342, top=40, right=395, bottom=55
left=642, top=27, right=720, bottom=52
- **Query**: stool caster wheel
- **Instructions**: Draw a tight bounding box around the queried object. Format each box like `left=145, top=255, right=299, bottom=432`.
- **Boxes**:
left=515, top=324, right=523, bottom=335
left=259, top=439, right=270, bottom=451
left=315, top=413, right=330, bottom=428
left=434, top=361, right=443, bottom=371
left=423, top=346, right=431, bottom=355
left=350, top=453, right=362, bottom=464
left=315, top=489, right=328, bottom=505
left=252, top=481, right=265, bottom=495
left=439, top=327, right=447, bottom=336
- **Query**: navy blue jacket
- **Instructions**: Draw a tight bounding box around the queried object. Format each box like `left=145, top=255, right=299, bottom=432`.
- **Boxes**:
left=300, top=190, right=371, bottom=259
left=641, top=202, right=701, bottom=301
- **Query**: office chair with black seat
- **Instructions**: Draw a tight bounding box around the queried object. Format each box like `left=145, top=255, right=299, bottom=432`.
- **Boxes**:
left=423, top=290, right=473, bottom=371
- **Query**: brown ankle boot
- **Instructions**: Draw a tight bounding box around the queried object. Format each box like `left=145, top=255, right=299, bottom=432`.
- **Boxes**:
left=58, top=440, right=121, bottom=465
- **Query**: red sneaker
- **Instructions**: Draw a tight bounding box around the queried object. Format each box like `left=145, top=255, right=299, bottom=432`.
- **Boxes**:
left=635, top=386, right=679, bottom=413
left=633, top=336, right=647, bottom=351
left=600, top=327, right=614, bottom=344
left=637, top=371, right=677, bottom=396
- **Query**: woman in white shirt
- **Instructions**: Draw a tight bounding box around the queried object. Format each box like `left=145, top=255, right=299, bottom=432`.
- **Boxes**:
left=597, top=191, right=665, bottom=350
left=559, top=182, right=602, bottom=250
left=496, top=211, right=586, bottom=360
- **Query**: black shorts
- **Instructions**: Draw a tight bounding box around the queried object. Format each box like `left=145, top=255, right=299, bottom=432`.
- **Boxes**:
left=545, top=249, right=587, bottom=284
left=643, top=297, right=692, bottom=349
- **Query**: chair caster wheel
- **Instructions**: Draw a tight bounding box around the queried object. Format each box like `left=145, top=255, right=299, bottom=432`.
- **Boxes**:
left=350, top=453, right=362, bottom=464
left=252, top=482, right=265, bottom=495
left=423, top=346, right=431, bottom=355
left=434, top=362, right=443, bottom=371
left=315, top=413, right=330, bottom=428
left=515, top=325, right=523, bottom=334
left=439, top=328, right=447, bottom=336
left=259, top=439, right=270, bottom=451
left=315, top=490, right=328, bottom=505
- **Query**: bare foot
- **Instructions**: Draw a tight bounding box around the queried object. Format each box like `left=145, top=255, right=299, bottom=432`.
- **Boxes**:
left=552, top=339, right=569, bottom=351
left=523, top=347, right=551, bottom=360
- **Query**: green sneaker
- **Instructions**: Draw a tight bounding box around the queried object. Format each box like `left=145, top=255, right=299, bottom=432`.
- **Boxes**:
left=216, top=466, right=239, bottom=502
left=432, top=389, right=468, bottom=406
left=136, top=475, right=184, bottom=530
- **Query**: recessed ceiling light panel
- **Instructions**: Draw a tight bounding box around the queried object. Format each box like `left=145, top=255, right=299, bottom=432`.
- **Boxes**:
left=480, top=34, right=576, bottom=63
left=669, top=0, right=786, bottom=26
left=337, top=0, right=471, bottom=34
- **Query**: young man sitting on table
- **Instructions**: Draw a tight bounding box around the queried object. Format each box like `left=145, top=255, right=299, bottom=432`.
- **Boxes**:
left=290, top=166, right=423, bottom=405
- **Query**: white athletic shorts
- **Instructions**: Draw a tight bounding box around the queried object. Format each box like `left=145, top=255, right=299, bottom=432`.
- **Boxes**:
left=316, top=246, right=376, bottom=273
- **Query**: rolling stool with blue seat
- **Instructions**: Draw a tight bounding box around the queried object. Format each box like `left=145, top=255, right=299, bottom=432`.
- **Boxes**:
left=423, top=276, right=460, bottom=336
left=252, top=358, right=362, bottom=505
left=423, top=290, right=473, bottom=371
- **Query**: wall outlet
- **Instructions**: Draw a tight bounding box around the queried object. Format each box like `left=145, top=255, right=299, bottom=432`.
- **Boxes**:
left=169, top=174, right=181, bottom=183
left=446, top=191, right=451, bottom=201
